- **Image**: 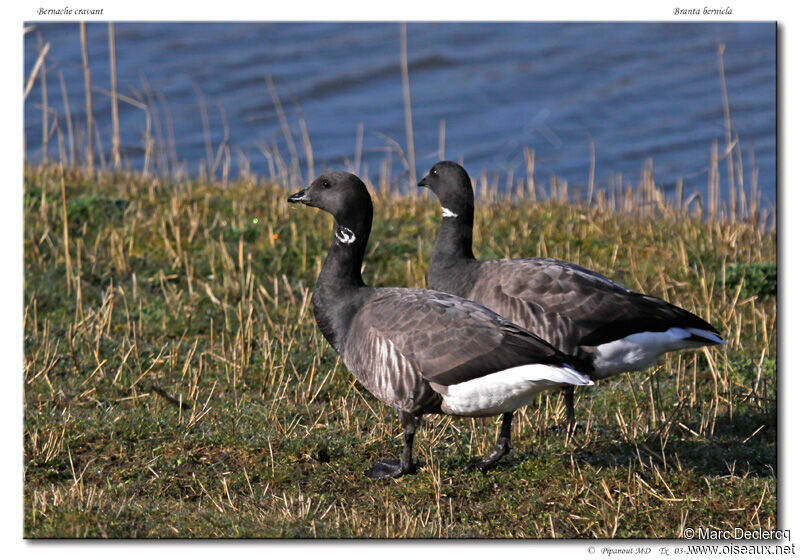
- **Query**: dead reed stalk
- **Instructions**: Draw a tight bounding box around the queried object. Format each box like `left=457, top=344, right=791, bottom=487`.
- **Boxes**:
left=58, top=165, right=72, bottom=294
left=400, top=23, right=417, bottom=188
left=718, top=43, right=736, bottom=222
left=587, top=136, right=596, bottom=206
left=438, top=119, right=446, bottom=162
left=58, top=71, right=75, bottom=166
left=109, top=22, right=121, bottom=169
left=80, top=22, right=94, bottom=172
left=266, top=75, right=300, bottom=184
left=38, top=34, right=49, bottom=165
left=23, top=42, right=50, bottom=101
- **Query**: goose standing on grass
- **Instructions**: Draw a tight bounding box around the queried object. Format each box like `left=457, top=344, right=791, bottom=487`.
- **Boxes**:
left=418, top=161, right=724, bottom=427
left=288, top=171, right=593, bottom=478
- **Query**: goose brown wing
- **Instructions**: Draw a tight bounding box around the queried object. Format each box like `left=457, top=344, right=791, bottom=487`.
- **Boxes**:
left=345, top=288, right=571, bottom=389
left=472, top=258, right=719, bottom=350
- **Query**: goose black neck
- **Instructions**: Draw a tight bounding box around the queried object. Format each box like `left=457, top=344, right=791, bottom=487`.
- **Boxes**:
left=318, top=216, right=371, bottom=292
left=432, top=205, right=475, bottom=263
left=428, top=204, right=478, bottom=298
left=312, top=213, right=372, bottom=353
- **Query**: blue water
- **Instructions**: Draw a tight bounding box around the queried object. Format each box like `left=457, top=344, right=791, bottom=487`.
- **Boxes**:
left=24, top=22, right=776, bottom=204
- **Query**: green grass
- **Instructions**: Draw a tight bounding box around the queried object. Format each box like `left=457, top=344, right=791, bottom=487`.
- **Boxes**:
left=24, top=164, right=776, bottom=538
left=724, top=262, right=777, bottom=299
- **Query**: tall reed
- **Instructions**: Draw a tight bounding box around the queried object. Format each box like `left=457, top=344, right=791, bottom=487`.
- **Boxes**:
left=109, top=22, right=121, bottom=169
left=79, top=22, right=94, bottom=172
left=400, top=22, right=417, bottom=188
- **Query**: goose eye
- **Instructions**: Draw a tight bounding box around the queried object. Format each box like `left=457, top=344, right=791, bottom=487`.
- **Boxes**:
left=322, top=181, right=331, bottom=189
left=431, top=169, right=437, bottom=175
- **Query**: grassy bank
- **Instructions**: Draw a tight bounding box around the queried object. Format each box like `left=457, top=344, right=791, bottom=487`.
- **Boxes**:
left=23, top=164, right=776, bottom=538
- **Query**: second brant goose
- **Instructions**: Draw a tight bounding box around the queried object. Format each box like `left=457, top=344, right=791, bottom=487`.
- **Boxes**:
left=418, top=161, right=724, bottom=427
left=288, top=171, right=592, bottom=478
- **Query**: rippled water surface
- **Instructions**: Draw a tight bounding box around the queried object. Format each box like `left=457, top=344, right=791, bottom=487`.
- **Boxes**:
left=24, top=22, right=776, bottom=203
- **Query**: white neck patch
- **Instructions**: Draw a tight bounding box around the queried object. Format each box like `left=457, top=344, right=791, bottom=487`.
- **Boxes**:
left=442, top=207, right=458, bottom=218
left=335, top=226, right=356, bottom=245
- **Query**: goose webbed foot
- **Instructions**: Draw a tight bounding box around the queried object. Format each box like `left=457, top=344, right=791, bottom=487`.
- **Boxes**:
left=465, top=411, right=514, bottom=473
left=365, top=410, right=420, bottom=480
left=365, top=458, right=418, bottom=479
left=464, top=437, right=511, bottom=472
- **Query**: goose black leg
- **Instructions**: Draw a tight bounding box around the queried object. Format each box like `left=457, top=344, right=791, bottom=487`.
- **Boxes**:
left=365, top=411, right=420, bottom=479
left=562, top=386, right=576, bottom=432
left=466, top=411, right=513, bottom=472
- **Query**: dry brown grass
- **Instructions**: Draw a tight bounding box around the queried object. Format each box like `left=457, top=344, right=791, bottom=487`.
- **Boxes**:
left=23, top=161, right=775, bottom=538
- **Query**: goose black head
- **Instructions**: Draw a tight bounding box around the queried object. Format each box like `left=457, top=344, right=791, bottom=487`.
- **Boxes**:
left=417, top=161, right=474, bottom=219
left=288, top=171, right=373, bottom=231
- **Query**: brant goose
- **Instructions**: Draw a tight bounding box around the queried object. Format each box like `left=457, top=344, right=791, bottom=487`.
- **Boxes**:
left=418, top=161, right=724, bottom=426
left=288, top=171, right=593, bottom=478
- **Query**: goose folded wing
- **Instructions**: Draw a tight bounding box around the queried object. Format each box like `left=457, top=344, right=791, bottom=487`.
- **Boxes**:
left=481, top=258, right=719, bottom=347
left=352, top=288, right=571, bottom=387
